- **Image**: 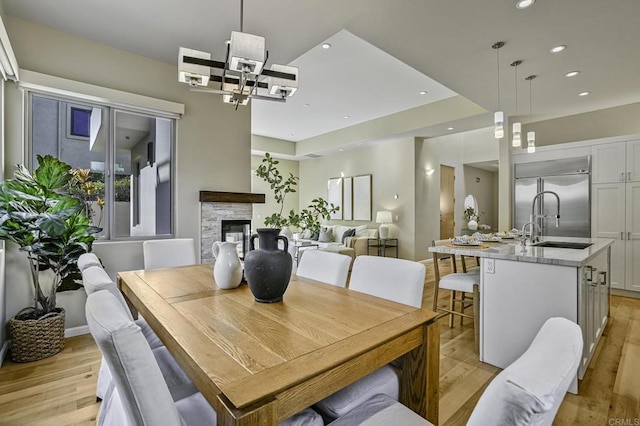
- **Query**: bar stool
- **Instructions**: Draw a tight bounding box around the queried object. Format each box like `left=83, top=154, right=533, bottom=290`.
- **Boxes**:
left=431, top=239, right=480, bottom=353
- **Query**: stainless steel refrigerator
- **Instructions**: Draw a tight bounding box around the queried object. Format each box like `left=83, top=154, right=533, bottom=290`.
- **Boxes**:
left=514, top=156, right=591, bottom=238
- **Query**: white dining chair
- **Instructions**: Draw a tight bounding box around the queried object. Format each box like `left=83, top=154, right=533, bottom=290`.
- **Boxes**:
left=82, top=265, right=193, bottom=402
left=348, top=255, right=426, bottom=308
left=86, top=290, right=214, bottom=426
left=467, top=317, right=583, bottom=425
left=77, top=252, right=102, bottom=271
left=313, top=256, right=426, bottom=422
left=296, top=249, right=352, bottom=287
left=143, top=238, right=197, bottom=270
left=328, top=317, right=583, bottom=426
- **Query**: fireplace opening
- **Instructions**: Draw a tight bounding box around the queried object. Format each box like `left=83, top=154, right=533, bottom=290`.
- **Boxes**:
left=221, top=220, right=251, bottom=260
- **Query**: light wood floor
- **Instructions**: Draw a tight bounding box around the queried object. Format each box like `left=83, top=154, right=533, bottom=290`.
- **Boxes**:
left=0, top=260, right=638, bottom=425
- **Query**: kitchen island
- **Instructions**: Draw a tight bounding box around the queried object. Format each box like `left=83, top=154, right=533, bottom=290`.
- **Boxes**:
left=429, top=236, right=613, bottom=391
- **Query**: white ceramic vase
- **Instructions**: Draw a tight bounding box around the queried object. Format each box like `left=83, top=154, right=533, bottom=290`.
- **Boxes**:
left=467, top=219, right=478, bottom=231
left=212, top=241, right=243, bottom=289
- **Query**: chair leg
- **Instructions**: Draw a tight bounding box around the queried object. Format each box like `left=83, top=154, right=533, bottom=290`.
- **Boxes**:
left=459, top=291, right=465, bottom=326
left=449, top=291, right=456, bottom=328
left=473, top=284, right=480, bottom=354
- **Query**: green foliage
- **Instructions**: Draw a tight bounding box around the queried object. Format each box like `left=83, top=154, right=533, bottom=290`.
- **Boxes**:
left=0, top=155, right=102, bottom=316
left=254, top=153, right=299, bottom=228
left=255, top=153, right=339, bottom=232
left=288, top=198, right=339, bottom=235
left=464, top=207, right=481, bottom=222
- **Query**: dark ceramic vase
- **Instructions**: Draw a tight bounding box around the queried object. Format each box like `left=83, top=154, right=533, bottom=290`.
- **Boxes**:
left=244, top=228, right=292, bottom=303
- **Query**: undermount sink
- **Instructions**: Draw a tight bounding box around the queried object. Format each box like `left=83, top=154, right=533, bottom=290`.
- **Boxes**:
left=533, top=241, right=593, bottom=249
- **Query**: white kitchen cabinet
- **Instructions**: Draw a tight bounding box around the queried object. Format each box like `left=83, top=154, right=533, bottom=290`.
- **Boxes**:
left=626, top=182, right=640, bottom=291
left=592, top=183, right=625, bottom=289
left=592, top=180, right=640, bottom=292
left=481, top=244, right=610, bottom=383
left=592, top=139, right=640, bottom=184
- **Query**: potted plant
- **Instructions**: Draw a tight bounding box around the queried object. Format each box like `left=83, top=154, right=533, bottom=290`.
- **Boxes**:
left=0, top=155, right=101, bottom=362
left=464, top=207, right=481, bottom=231
left=246, top=153, right=338, bottom=303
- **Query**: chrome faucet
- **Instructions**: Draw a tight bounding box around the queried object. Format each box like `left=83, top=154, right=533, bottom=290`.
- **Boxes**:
left=521, top=221, right=540, bottom=246
left=529, top=191, right=561, bottom=244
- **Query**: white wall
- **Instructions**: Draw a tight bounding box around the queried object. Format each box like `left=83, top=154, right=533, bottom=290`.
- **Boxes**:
left=463, top=165, right=498, bottom=230
left=251, top=155, right=299, bottom=230
left=2, top=17, right=251, bottom=331
left=299, top=138, right=416, bottom=259
left=415, top=127, right=498, bottom=260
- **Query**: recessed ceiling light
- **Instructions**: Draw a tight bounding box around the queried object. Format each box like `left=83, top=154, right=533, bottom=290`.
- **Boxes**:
left=550, top=45, right=566, bottom=53
left=339, top=148, right=344, bottom=152
left=565, top=71, right=580, bottom=77
left=343, top=115, right=350, bottom=119
left=321, top=43, right=331, bottom=49
left=516, top=0, right=535, bottom=9
left=419, top=91, right=428, bottom=95
left=304, top=103, right=310, bottom=107
left=447, top=127, right=454, bottom=131
left=579, top=91, right=590, bottom=96
left=288, top=133, right=294, bottom=137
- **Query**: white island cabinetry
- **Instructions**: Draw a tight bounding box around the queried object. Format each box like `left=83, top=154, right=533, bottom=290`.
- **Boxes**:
left=429, top=237, right=612, bottom=391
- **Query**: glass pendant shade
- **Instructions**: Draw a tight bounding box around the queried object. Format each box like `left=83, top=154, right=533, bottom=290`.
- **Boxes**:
left=494, top=111, right=504, bottom=139
left=527, top=131, right=536, bottom=153
left=512, top=122, right=522, bottom=147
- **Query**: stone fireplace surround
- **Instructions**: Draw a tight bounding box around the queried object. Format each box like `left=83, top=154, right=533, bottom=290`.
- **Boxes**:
left=200, top=191, right=265, bottom=263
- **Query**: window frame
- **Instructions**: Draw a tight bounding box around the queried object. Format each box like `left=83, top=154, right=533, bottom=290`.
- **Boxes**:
left=25, top=89, right=178, bottom=242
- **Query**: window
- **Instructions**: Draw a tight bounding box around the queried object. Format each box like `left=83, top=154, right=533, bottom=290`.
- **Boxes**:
left=29, top=93, right=175, bottom=240
left=69, top=107, right=91, bottom=138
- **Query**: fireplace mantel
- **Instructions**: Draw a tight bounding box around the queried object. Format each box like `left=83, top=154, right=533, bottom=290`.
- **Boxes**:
left=199, top=191, right=265, bottom=204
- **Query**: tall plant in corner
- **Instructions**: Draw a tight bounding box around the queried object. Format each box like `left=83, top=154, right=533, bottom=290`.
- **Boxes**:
left=254, top=153, right=339, bottom=232
left=254, top=153, right=299, bottom=229
left=0, top=155, right=101, bottom=317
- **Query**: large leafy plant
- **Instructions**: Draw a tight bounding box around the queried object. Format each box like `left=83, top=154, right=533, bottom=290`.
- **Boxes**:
left=255, top=153, right=338, bottom=232
left=0, top=155, right=101, bottom=318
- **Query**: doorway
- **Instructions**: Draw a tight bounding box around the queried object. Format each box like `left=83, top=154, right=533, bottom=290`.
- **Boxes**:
left=440, top=165, right=455, bottom=239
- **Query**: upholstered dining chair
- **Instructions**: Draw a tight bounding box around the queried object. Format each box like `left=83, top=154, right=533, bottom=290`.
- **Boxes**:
left=77, top=252, right=102, bottom=271
left=296, top=249, right=352, bottom=287
left=431, top=239, right=481, bottom=353
left=86, top=290, right=324, bottom=426
left=81, top=258, right=184, bottom=403
left=328, top=317, right=583, bottom=426
left=313, top=256, right=426, bottom=422
left=143, top=238, right=197, bottom=270
left=348, top=255, right=426, bottom=308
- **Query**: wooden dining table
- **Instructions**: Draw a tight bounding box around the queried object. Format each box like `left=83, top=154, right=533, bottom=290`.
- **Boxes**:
left=118, top=264, right=440, bottom=425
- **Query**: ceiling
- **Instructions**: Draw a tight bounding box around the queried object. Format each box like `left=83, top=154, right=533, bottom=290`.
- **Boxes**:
left=5, top=0, right=640, bottom=149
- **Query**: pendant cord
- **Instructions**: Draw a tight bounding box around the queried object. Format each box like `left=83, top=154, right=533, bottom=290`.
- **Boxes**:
left=240, top=0, right=244, bottom=32
left=515, top=66, right=518, bottom=115
left=496, top=48, right=501, bottom=110
left=529, top=78, right=533, bottom=121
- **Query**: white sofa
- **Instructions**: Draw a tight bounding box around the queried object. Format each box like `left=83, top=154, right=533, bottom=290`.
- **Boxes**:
left=299, top=224, right=378, bottom=259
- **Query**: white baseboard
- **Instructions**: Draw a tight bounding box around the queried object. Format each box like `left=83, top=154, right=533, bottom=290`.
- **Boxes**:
left=0, top=326, right=89, bottom=368
left=64, top=325, right=90, bottom=338
left=611, top=288, right=640, bottom=299
left=0, top=341, right=9, bottom=367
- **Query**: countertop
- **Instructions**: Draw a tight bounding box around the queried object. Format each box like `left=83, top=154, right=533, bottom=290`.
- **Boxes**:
left=428, top=236, right=614, bottom=267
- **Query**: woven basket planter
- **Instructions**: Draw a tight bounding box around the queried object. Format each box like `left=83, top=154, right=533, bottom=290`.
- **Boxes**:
left=9, top=308, right=65, bottom=363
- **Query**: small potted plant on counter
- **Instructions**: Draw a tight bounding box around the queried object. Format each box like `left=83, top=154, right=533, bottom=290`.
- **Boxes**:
left=0, top=155, right=101, bottom=362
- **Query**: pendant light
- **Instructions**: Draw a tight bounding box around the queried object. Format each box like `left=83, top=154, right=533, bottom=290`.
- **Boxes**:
left=526, top=75, right=537, bottom=153
left=511, top=60, right=522, bottom=147
left=492, top=42, right=505, bottom=139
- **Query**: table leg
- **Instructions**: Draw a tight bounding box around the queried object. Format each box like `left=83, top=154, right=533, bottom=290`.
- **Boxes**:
left=214, top=394, right=278, bottom=426
left=400, top=321, right=440, bottom=424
